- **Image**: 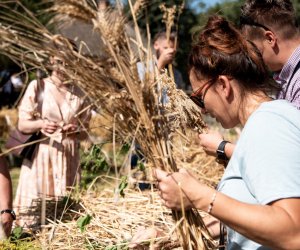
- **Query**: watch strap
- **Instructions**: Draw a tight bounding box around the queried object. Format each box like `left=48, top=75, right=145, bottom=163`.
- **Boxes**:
left=216, top=140, right=229, bottom=161
left=1, top=209, right=16, bottom=220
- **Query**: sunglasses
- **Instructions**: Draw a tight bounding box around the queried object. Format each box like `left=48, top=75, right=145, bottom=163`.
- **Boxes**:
left=240, top=15, right=272, bottom=32
left=190, top=79, right=214, bottom=109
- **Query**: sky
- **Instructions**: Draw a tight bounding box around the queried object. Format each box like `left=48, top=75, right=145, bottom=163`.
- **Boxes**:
left=202, top=0, right=224, bottom=6
left=190, top=0, right=225, bottom=12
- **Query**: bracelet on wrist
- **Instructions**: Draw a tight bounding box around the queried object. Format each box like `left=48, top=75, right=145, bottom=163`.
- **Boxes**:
left=207, top=191, right=218, bottom=214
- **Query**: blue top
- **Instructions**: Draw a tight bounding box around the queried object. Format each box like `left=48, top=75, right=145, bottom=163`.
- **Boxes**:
left=218, top=100, right=300, bottom=249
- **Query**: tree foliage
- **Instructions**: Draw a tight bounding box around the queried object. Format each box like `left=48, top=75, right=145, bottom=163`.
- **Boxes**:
left=3, top=0, right=300, bottom=81
left=196, top=0, right=300, bottom=28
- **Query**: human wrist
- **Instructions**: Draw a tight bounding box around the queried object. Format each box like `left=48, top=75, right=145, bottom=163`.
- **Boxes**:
left=216, top=140, right=230, bottom=162
left=38, top=119, right=45, bottom=130
left=207, top=191, right=218, bottom=214
left=157, top=58, right=166, bottom=71
left=193, top=186, right=215, bottom=211
left=0, top=203, right=12, bottom=211
left=0, top=209, right=16, bottom=220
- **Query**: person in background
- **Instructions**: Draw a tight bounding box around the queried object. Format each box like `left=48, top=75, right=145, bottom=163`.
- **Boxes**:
left=14, top=40, right=91, bottom=230
left=0, top=156, right=14, bottom=239
left=97, top=0, right=110, bottom=10
left=137, top=31, right=185, bottom=90
left=199, top=0, right=300, bottom=161
left=155, top=15, right=300, bottom=249
left=153, top=31, right=185, bottom=90
left=132, top=31, right=186, bottom=185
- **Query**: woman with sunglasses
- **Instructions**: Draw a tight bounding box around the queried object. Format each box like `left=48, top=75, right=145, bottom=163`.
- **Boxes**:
left=155, top=15, right=300, bottom=249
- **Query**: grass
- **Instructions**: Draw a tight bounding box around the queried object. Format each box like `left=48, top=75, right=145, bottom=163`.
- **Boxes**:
left=10, top=166, right=20, bottom=199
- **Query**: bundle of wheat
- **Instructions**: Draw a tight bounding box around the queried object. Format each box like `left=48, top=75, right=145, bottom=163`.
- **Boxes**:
left=0, top=1, right=219, bottom=249
left=36, top=144, right=223, bottom=250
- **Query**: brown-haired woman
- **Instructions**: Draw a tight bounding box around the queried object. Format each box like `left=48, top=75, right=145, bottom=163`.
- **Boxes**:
left=199, top=0, right=300, bottom=163
left=155, top=15, right=300, bottom=249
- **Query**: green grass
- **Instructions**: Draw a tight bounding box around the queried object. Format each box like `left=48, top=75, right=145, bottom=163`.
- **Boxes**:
left=10, top=167, right=20, bottom=199
left=0, top=240, right=41, bottom=250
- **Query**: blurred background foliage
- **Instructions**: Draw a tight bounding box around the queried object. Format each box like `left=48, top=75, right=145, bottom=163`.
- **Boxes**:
left=2, top=0, right=300, bottom=86
left=0, top=0, right=53, bottom=69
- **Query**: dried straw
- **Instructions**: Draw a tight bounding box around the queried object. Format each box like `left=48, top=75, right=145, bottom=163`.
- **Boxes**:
left=0, top=1, right=220, bottom=249
left=35, top=143, right=223, bottom=249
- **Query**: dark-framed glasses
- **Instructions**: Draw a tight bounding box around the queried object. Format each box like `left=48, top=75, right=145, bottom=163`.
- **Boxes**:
left=190, top=80, right=214, bottom=109
left=240, top=15, right=272, bottom=32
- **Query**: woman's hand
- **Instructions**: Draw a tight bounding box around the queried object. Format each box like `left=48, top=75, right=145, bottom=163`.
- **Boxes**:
left=129, top=226, right=166, bottom=249
left=62, top=123, right=77, bottom=133
left=154, top=168, right=213, bottom=211
left=40, top=119, right=59, bottom=134
left=198, top=130, right=224, bottom=157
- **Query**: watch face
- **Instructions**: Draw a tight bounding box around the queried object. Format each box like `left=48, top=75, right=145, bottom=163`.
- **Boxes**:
left=216, top=141, right=229, bottom=161
left=217, top=150, right=228, bottom=162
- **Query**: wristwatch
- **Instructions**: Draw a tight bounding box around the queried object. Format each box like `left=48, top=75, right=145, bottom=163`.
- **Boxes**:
left=1, top=209, right=16, bottom=220
left=216, top=140, right=229, bottom=162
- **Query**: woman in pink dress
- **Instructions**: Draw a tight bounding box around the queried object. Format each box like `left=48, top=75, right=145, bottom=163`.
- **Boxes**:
left=14, top=55, right=91, bottom=230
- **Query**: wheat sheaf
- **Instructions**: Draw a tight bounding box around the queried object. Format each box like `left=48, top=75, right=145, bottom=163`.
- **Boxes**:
left=0, top=0, right=219, bottom=249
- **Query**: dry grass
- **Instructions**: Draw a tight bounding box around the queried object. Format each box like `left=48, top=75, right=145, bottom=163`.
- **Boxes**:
left=0, top=108, right=18, bottom=139
left=36, top=138, right=224, bottom=250
left=0, top=1, right=224, bottom=249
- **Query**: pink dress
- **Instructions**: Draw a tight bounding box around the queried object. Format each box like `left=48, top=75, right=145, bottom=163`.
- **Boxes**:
left=14, top=78, right=91, bottom=229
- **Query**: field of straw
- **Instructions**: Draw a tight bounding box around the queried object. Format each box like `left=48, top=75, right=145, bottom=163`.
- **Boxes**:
left=26, top=136, right=226, bottom=250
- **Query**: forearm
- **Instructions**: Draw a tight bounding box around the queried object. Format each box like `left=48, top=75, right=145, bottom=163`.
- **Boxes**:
left=224, top=142, right=235, bottom=159
left=157, top=57, right=167, bottom=71
left=209, top=193, right=300, bottom=249
left=18, top=119, right=43, bottom=134
left=0, top=157, right=12, bottom=210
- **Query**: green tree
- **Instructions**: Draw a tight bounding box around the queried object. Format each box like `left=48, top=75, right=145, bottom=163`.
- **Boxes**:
left=195, top=0, right=243, bottom=31
left=196, top=0, right=300, bottom=29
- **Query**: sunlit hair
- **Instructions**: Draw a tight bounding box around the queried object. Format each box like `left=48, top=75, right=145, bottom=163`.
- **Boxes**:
left=240, top=0, right=299, bottom=40
left=188, top=15, right=280, bottom=94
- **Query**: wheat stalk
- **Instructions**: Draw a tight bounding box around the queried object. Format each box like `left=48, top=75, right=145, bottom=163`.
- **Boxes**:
left=0, top=1, right=218, bottom=249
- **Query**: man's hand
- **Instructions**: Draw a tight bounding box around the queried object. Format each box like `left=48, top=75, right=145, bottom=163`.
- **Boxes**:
left=157, top=48, right=176, bottom=70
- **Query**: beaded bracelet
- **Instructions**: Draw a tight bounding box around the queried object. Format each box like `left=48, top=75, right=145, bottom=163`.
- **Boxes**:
left=207, top=191, right=218, bottom=214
